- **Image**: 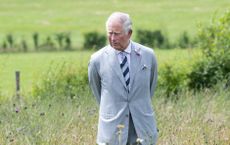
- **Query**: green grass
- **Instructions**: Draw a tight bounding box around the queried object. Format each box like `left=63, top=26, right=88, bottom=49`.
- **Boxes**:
left=0, top=87, right=98, bottom=144
left=155, top=86, right=230, bottom=145
left=0, top=48, right=201, bottom=98
left=0, top=0, right=229, bottom=46
left=0, top=50, right=92, bottom=97
left=0, top=84, right=229, bottom=144
left=0, top=0, right=229, bottom=144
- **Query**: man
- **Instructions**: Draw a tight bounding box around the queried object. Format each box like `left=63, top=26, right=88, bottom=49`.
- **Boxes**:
left=88, top=12, right=158, bottom=145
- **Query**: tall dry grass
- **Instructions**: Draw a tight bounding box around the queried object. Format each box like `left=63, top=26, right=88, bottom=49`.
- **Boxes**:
left=0, top=84, right=229, bottom=144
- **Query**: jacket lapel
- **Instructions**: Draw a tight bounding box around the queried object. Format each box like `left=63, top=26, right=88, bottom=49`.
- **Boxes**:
left=130, top=43, right=142, bottom=89
left=106, top=46, right=128, bottom=89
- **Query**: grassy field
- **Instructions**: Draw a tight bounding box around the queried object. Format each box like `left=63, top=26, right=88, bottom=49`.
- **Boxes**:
left=0, top=0, right=229, bottom=144
left=0, top=0, right=230, bottom=47
left=0, top=84, right=229, bottom=144
left=0, top=48, right=201, bottom=98
left=0, top=50, right=92, bottom=97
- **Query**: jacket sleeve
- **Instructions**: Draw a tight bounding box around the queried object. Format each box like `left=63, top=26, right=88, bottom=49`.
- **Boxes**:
left=88, top=58, right=101, bottom=105
left=150, top=52, right=158, bottom=98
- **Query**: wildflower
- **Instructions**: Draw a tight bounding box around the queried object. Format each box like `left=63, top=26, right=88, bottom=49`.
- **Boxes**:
left=15, top=108, right=19, bottom=113
left=117, top=124, right=125, bottom=144
left=117, top=124, right=125, bottom=129
left=136, top=138, right=144, bottom=144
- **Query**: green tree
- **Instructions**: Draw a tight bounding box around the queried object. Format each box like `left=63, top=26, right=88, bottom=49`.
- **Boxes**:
left=188, top=10, right=230, bottom=89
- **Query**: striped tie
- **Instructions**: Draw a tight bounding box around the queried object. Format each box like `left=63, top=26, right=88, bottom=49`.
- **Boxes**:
left=120, top=53, right=130, bottom=87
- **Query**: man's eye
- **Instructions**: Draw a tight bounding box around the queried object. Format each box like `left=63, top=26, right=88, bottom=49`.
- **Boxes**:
left=108, top=32, right=121, bottom=35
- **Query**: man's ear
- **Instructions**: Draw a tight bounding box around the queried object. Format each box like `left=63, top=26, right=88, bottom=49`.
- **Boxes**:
left=128, top=30, right=132, bottom=37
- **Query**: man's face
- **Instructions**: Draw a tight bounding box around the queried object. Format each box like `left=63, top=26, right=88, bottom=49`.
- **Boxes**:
left=107, top=20, right=132, bottom=51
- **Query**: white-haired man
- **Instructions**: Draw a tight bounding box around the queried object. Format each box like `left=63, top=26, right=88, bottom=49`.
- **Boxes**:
left=88, top=12, right=158, bottom=145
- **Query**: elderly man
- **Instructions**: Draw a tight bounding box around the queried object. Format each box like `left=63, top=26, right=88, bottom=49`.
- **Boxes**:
left=88, top=12, right=158, bottom=145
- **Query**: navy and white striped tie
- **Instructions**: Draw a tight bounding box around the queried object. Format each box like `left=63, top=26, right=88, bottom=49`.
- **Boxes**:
left=120, top=53, right=130, bottom=87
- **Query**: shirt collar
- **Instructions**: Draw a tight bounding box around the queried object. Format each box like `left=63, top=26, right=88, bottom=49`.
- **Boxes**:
left=115, top=42, right=131, bottom=55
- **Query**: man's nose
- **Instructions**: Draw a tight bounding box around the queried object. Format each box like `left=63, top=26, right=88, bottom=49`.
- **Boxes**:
left=111, top=34, right=116, bottom=41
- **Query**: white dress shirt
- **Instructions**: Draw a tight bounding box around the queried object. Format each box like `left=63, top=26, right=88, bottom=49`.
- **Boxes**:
left=115, top=42, right=131, bottom=68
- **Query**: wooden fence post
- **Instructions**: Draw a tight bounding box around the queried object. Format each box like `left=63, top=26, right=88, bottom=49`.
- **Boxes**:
left=15, top=71, right=20, bottom=99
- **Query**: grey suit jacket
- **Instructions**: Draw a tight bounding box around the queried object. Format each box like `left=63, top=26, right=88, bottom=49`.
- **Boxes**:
left=88, top=41, right=158, bottom=145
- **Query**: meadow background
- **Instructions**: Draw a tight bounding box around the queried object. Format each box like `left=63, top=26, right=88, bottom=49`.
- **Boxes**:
left=0, top=0, right=230, bottom=144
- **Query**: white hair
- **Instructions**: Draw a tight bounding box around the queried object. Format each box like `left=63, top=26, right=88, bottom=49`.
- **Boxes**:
left=106, top=12, right=132, bottom=34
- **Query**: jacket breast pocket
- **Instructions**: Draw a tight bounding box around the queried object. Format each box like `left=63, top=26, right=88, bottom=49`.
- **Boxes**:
left=140, top=64, right=151, bottom=76
left=136, top=64, right=151, bottom=86
left=141, top=64, right=150, bottom=71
